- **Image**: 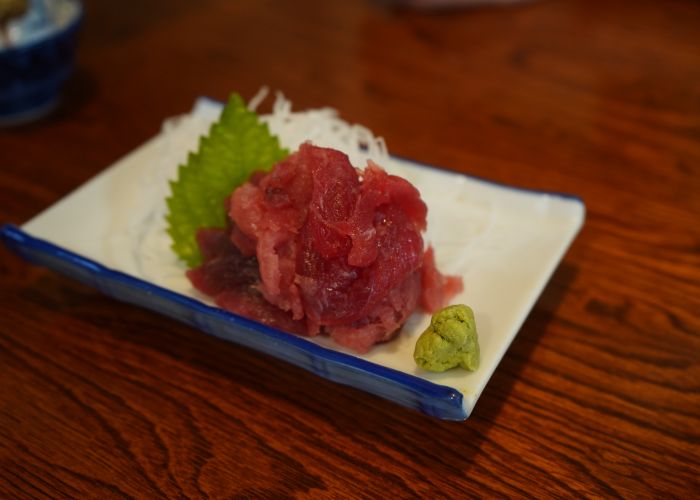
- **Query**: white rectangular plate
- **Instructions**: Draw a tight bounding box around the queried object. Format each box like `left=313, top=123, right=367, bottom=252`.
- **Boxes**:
left=2, top=100, right=584, bottom=420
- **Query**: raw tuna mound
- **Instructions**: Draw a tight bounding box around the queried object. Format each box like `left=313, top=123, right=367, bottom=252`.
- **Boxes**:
left=187, top=143, right=462, bottom=353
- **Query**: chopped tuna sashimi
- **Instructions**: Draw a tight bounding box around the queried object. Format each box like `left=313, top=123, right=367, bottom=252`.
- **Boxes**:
left=188, top=144, right=462, bottom=352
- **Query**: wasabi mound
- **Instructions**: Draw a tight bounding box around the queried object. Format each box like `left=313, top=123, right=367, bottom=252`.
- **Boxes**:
left=414, top=304, right=479, bottom=372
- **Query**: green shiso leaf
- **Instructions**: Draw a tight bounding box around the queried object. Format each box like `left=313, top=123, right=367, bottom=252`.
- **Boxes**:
left=166, top=93, right=288, bottom=268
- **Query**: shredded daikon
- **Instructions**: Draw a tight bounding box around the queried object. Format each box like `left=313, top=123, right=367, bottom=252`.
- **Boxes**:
left=251, top=87, right=390, bottom=170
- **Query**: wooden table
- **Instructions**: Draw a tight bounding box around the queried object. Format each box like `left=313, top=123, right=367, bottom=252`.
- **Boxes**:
left=2, top=0, right=699, bottom=497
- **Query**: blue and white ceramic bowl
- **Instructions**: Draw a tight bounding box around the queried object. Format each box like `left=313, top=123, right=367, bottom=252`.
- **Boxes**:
left=0, top=0, right=82, bottom=125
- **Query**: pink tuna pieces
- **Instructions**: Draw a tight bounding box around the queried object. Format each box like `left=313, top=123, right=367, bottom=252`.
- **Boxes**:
left=186, top=228, right=307, bottom=335
left=188, top=143, right=462, bottom=353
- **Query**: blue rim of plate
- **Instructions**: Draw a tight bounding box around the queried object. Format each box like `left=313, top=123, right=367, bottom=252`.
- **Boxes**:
left=1, top=223, right=467, bottom=420
left=393, top=154, right=585, bottom=204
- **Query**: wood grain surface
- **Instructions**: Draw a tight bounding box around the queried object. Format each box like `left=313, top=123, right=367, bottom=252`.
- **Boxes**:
left=1, top=0, right=699, bottom=497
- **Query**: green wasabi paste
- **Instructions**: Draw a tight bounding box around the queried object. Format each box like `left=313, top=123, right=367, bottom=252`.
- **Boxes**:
left=414, top=304, right=480, bottom=372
